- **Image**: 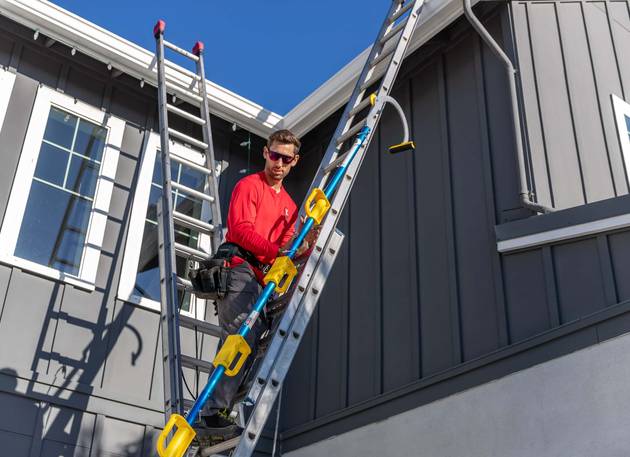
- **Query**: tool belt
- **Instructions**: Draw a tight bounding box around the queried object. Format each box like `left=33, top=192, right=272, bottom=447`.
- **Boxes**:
left=188, top=242, right=269, bottom=300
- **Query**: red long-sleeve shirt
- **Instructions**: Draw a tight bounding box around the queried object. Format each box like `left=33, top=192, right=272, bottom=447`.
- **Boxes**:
left=225, top=171, right=298, bottom=282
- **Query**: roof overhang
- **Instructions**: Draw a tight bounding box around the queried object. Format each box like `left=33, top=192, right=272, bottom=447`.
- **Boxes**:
left=0, top=0, right=283, bottom=138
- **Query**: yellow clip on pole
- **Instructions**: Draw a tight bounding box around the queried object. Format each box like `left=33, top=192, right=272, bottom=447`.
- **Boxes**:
left=212, top=334, right=252, bottom=376
left=156, top=414, right=196, bottom=457
left=263, top=256, right=298, bottom=294
left=305, top=188, right=330, bottom=225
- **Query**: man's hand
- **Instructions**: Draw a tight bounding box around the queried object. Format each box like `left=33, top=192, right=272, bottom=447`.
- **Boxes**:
left=279, top=216, right=322, bottom=259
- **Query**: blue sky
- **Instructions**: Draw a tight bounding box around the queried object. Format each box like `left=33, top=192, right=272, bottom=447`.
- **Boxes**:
left=51, top=1, right=390, bottom=115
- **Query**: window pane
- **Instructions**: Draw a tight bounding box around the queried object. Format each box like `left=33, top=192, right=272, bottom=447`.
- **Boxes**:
left=74, top=119, right=106, bottom=161
left=625, top=115, right=630, bottom=134
left=14, top=181, right=91, bottom=276
left=43, top=107, right=77, bottom=149
left=66, top=156, right=100, bottom=198
left=179, top=165, right=205, bottom=192
left=134, top=220, right=191, bottom=311
left=34, top=143, right=69, bottom=187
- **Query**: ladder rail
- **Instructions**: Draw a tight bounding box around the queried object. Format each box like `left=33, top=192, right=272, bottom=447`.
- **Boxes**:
left=195, top=44, right=225, bottom=247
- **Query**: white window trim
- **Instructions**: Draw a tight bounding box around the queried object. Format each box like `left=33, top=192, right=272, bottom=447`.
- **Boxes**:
left=0, top=85, right=125, bottom=291
left=612, top=93, right=630, bottom=181
left=0, top=67, right=16, bottom=132
left=117, top=132, right=211, bottom=319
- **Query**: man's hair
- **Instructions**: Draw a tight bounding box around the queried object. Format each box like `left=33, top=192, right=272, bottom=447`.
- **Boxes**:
left=267, top=129, right=301, bottom=154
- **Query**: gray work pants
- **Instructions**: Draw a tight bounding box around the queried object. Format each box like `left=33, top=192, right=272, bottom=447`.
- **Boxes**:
left=202, top=262, right=265, bottom=416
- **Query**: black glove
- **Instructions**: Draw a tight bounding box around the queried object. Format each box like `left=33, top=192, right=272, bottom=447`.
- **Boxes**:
left=188, top=259, right=230, bottom=300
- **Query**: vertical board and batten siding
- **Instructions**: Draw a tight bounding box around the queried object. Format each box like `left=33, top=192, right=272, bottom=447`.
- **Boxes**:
left=0, top=15, right=279, bottom=456
left=281, top=2, right=630, bottom=452
left=512, top=0, right=630, bottom=209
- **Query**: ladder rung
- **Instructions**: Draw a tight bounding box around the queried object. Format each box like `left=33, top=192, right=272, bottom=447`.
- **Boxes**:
left=389, top=1, right=415, bottom=24
left=170, top=154, right=212, bottom=176
left=180, top=354, right=213, bottom=372
left=324, top=149, right=351, bottom=174
left=380, top=16, right=409, bottom=46
left=167, top=103, right=206, bottom=126
left=171, top=181, right=215, bottom=203
left=360, top=71, right=383, bottom=92
left=199, top=436, right=241, bottom=457
left=174, top=242, right=212, bottom=261
left=336, top=118, right=367, bottom=145
left=179, top=315, right=222, bottom=337
left=168, top=128, right=208, bottom=150
left=165, top=81, right=203, bottom=104
left=163, top=59, right=201, bottom=80
left=176, top=275, right=193, bottom=291
left=163, top=40, right=200, bottom=62
left=371, top=42, right=396, bottom=68
left=173, top=211, right=215, bottom=234
left=348, top=94, right=374, bottom=118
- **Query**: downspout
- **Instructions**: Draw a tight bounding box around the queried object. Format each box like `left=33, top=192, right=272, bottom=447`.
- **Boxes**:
left=463, top=0, right=553, bottom=214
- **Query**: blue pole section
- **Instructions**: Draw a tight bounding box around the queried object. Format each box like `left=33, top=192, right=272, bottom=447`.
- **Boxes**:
left=184, top=126, right=371, bottom=426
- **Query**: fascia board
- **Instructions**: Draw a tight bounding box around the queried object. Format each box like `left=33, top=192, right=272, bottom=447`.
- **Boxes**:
left=0, top=0, right=282, bottom=138
left=282, top=0, right=479, bottom=137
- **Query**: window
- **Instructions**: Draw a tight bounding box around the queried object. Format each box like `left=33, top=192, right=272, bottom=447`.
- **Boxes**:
left=118, top=132, right=213, bottom=318
left=0, top=85, right=125, bottom=289
left=612, top=94, right=630, bottom=180
left=0, top=67, right=16, bottom=131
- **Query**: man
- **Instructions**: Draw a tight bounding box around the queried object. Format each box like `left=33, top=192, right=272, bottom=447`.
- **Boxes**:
left=192, top=129, right=313, bottom=442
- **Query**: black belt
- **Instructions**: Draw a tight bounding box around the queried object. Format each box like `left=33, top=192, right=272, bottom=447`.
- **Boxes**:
left=215, top=242, right=270, bottom=274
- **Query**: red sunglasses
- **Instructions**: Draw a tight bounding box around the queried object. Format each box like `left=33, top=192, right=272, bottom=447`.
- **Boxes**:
left=267, top=149, right=296, bottom=164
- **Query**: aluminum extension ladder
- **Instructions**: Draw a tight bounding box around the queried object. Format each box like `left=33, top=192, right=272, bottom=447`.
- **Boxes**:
left=152, top=20, right=225, bottom=423
left=199, top=1, right=425, bottom=456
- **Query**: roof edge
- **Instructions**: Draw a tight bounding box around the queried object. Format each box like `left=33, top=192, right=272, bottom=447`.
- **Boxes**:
left=0, top=0, right=282, bottom=138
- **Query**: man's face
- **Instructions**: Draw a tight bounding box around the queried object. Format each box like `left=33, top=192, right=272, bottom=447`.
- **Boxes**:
left=263, top=141, right=299, bottom=181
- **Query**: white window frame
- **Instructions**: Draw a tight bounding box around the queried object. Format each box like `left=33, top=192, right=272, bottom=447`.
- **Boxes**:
left=612, top=93, right=630, bottom=181
left=117, top=132, right=211, bottom=319
left=0, top=85, right=125, bottom=290
left=0, top=67, right=17, bottom=132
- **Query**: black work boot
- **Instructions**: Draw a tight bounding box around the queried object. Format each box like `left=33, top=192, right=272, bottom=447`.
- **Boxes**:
left=194, top=411, right=243, bottom=447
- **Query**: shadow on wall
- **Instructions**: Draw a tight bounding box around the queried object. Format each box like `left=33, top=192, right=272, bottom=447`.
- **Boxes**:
left=0, top=164, right=156, bottom=455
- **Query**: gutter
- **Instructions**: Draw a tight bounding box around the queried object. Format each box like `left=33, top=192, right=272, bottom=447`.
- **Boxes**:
left=463, top=0, right=553, bottom=214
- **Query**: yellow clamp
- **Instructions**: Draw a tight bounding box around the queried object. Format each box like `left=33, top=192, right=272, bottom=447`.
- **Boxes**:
left=156, top=414, right=196, bottom=457
left=264, top=256, right=298, bottom=294
left=305, top=188, right=331, bottom=225
left=213, top=334, right=251, bottom=376
left=369, top=93, right=377, bottom=106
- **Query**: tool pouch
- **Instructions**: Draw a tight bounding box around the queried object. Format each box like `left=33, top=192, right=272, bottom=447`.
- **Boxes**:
left=188, top=258, right=231, bottom=300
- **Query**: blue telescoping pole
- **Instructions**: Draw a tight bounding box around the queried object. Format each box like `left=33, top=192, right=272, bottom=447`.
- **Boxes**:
left=185, top=126, right=371, bottom=425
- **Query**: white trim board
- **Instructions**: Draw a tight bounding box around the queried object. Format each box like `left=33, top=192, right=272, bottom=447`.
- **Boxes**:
left=497, top=212, right=630, bottom=253
left=0, top=0, right=282, bottom=138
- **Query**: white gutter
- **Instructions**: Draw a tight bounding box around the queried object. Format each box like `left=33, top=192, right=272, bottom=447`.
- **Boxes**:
left=0, top=0, right=282, bottom=138
left=281, top=0, right=478, bottom=137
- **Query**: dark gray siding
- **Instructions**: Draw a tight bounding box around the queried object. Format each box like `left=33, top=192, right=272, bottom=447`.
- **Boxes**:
left=281, top=2, right=630, bottom=452
left=0, top=14, right=274, bottom=456
left=512, top=0, right=630, bottom=209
